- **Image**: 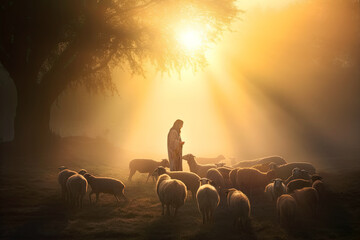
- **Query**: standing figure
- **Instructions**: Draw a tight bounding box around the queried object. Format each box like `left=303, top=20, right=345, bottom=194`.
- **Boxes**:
left=167, top=119, right=185, bottom=171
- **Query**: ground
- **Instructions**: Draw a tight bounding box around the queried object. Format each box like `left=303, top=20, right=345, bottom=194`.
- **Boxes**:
left=0, top=155, right=359, bottom=240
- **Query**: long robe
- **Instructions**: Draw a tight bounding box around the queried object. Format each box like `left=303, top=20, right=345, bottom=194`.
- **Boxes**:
left=167, top=128, right=183, bottom=171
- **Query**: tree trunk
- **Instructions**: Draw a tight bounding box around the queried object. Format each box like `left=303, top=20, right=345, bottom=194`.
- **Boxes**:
left=13, top=77, right=55, bottom=156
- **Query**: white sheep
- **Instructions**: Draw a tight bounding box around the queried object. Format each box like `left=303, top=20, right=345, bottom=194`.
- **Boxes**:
left=232, top=156, right=287, bottom=168
left=128, top=158, right=170, bottom=182
left=152, top=166, right=200, bottom=200
left=196, top=178, right=220, bottom=224
left=84, top=173, right=127, bottom=203
left=182, top=154, right=217, bottom=178
left=236, top=168, right=276, bottom=196
left=264, top=178, right=286, bottom=201
left=277, top=194, right=297, bottom=228
left=156, top=174, right=187, bottom=216
left=58, top=167, right=77, bottom=202
left=66, top=174, right=88, bottom=208
left=225, top=188, right=251, bottom=229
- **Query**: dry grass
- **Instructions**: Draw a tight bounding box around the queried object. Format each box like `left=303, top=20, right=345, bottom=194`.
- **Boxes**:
left=0, top=158, right=359, bottom=240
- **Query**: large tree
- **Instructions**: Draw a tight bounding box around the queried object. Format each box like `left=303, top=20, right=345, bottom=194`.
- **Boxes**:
left=0, top=0, right=239, bottom=152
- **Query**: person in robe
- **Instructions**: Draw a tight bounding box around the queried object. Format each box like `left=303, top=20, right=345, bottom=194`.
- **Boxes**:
left=167, top=119, right=185, bottom=171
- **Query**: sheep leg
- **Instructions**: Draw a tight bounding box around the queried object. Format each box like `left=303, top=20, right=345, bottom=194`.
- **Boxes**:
left=146, top=173, right=151, bottom=183
left=114, top=194, right=120, bottom=202
left=206, top=209, right=210, bottom=223
left=166, top=205, right=170, bottom=216
left=96, top=193, right=100, bottom=203
left=161, top=203, right=165, bottom=215
left=128, top=169, right=136, bottom=181
left=202, top=211, right=206, bottom=224
left=89, top=191, right=93, bottom=204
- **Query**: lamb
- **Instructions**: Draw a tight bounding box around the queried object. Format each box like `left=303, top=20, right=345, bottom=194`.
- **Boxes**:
left=182, top=154, right=217, bottom=178
left=58, top=167, right=77, bottom=201
left=287, top=175, right=323, bottom=193
left=83, top=173, right=127, bottom=203
left=206, top=168, right=226, bottom=194
left=236, top=168, right=275, bottom=195
left=196, top=154, right=226, bottom=164
left=152, top=167, right=200, bottom=200
left=128, top=158, right=169, bottom=182
left=277, top=194, right=297, bottom=228
left=66, top=174, right=88, bottom=208
left=226, top=188, right=251, bottom=229
left=264, top=178, right=286, bottom=201
left=196, top=178, right=220, bottom=224
left=290, top=187, right=319, bottom=217
left=232, top=156, right=286, bottom=168
left=156, top=174, right=187, bottom=216
left=268, top=162, right=316, bottom=180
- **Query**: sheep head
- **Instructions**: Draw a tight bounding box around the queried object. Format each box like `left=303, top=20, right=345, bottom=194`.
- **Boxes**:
left=272, top=178, right=284, bottom=189
left=199, top=178, right=213, bottom=186
left=161, top=159, right=170, bottom=168
left=152, top=167, right=166, bottom=177
left=182, top=154, right=195, bottom=162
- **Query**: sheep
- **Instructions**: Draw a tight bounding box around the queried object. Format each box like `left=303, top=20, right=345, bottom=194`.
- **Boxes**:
left=78, top=169, right=87, bottom=175
left=264, top=178, right=286, bottom=201
left=83, top=173, right=127, bottom=203
left=287, top=175, right=323, bottom=193
left=268, top=162, right=316, bottom=180
left=58, top=167, right=77, bottom=202
left=217, top=166, right=233, bottom=187
left=182, top=154, right=217, bottom=178
left=206, top=168, right=226, bottom=194
left=284, top=168, right=311, bottom=184
left=196, top=154, right=226, bottom=164
left=277, top=194, right=297, bottom=228
left=229, top=168, right=239, bottom=188
left=66, top=174, right=88, bottom=208
left=232, top=156, right=286, bottom=168
left=196, top=178, right=220, bottom=224
left=128, top=158, right=170, bottom=182
left=252, top=162, right=274, bottom=173
left=236, top=168, right=276, bottom=195
left=312, top=180, right=325, bottom=203
left=152, top=166, right=200, bottom=200
left=156, top=174, right=187, bottom=216
left=225, top=188, right=251, bottom=229
left=290, top=187, right=319, bottom=217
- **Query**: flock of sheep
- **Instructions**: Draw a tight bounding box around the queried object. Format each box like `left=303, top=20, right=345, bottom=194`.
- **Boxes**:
left=58, top=154, right=326, bottom=230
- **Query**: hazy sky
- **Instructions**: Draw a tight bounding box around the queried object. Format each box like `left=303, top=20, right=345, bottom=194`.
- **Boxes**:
left=1, top=0, right=358, bottom=165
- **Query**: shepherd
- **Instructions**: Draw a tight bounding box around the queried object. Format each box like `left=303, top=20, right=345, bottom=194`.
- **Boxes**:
left=167, top=119, right=185, bottom=171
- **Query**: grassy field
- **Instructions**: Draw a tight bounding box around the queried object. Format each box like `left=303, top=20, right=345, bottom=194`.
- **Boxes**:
left=0, top=157, right=359, bottom=240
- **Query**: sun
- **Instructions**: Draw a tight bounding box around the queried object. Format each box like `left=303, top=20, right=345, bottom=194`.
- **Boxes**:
left=177, top=28, right=203, bottom=51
